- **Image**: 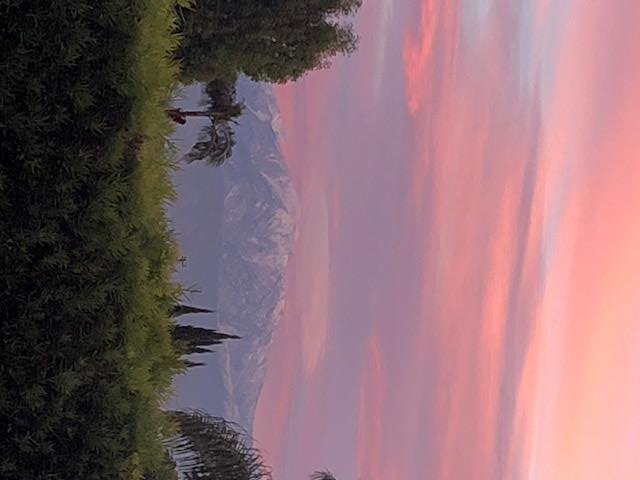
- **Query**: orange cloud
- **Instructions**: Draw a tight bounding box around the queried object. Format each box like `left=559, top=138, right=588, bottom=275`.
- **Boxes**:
left=402, top=1, right=548, bottom=476
left=505, top=2, right=640, bottom=478
left=357, top=330, right=384, bottom=480
left=524, top=5, right=640, bottom=477
left=403, top=0, right=459, bottom=116
left=402, top=0, right=460, bottom=210
left=403, top=0, right=438, bottom=115
left=255, top=2, right=640, bottom=480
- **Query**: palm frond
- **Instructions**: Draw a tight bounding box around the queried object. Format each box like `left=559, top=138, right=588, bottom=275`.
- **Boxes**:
left=310, top=470, right=338, bottom=480
left=183, top=122, right=235, bottom=166
left=164, top=410, right=272, bottom=480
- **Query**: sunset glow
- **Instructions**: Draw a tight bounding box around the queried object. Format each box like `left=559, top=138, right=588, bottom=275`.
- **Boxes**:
left=253, top=1, right=640, bottom=478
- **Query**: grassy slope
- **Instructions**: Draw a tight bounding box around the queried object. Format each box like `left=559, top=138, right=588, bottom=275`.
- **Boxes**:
left=1, top=1, right=186, bottom=478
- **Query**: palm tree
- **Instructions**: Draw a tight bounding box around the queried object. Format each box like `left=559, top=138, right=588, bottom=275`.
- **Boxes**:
left=167, top=79, right=244, bottom=167
left=164, top=410, right=272, bottom=480
left=182, top=121, right=236, bottom=166
left=310, top=471, right=338, bottom=480
left=163, top=410, right=340, bottom=480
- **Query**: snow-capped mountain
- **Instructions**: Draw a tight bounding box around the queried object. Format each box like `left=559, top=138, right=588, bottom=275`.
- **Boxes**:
left=215, top=78, right=297, bottom=431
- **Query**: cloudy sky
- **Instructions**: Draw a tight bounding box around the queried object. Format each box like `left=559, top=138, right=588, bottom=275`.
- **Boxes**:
left=252, top=1, right=640, bottom=479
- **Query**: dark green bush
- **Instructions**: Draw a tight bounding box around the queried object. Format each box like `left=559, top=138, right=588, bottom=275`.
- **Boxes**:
left=1, top=0, right=184, bottom=478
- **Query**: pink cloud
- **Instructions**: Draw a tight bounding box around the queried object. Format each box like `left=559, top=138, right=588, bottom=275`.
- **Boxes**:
left=254, top=2, right=640, bottom=480
left=357, top=330, right=384, bottom=480
left=521, top=2, right=640, bottom=477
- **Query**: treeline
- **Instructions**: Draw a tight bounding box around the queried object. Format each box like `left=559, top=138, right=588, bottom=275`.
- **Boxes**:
left=170, top=0, right=362, bottom=166
left=176, top=0, right=361, bottom=84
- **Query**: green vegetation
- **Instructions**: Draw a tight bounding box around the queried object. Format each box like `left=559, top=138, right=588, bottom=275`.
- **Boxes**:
left=1, top=0, right=361, bottom=477
left=178, top=79, right=244, bottom=167
left=175, top=0, right=361, bottom=84
left=173, top=0, right=361, bottom=167
left=172, top=325, right=240, bottom=357
left=164, top=411, right=337, bottom=480
left=164, top=410, right=272, bottom=480
left=1, top=0, right=185, bottom=478
left=311, top=472, right=338, bottom=480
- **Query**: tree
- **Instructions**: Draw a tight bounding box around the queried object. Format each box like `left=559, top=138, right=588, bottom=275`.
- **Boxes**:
left=164, top=411, right=272, bottom=480
left=170, top=298, right=239, bottom=365
left=169, top=79, right=244, bottom=167
left=172, top=325, right=240, bottom=356
left=167, top=79, right=244, bottom=125
left=164, top=410, right=340, bottom=480
left=175, top=0, right=362, bottom=84
left=183, top=121, right=237, bottom=167
left=310, top=471, right=338, bottom=480
left=171, top=303, right=214, bottom=317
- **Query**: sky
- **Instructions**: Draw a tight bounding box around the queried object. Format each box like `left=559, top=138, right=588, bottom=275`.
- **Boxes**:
left=252, top=1, right=640, bottom=479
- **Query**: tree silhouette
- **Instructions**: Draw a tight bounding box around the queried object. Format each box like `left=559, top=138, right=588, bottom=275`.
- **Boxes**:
left=164, top=410, right=272, bottom=480
left=183, top=121, right=236, bottom=167
left=175, top=0, right=362, bottom=84
left=168, top=80, right=244, bottom=167
left=170, top=300, right=238, bottom=366
left=310, top=472, right=338, bottom=480
left=164, top=410, right=340, bottom=480
left=172, top=325, right=240, bottom=357
left=171, top=303, right=214, bottom=317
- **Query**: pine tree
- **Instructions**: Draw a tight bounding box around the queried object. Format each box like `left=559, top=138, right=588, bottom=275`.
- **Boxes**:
left=172, top=325, right=240, bottom=356
left=175, top=0, right=362, bottom=84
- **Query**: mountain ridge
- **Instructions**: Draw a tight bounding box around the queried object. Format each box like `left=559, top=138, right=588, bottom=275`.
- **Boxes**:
left=214, top=78, right=297, bottom=432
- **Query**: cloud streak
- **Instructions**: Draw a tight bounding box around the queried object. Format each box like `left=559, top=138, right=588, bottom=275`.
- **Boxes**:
left=252, top=1, right=640, bottom=479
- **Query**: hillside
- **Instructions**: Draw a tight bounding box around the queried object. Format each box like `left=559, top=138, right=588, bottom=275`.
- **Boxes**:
left=166, top=78, right=297, bottom=433
left=216, top=78, right=298, bottom=431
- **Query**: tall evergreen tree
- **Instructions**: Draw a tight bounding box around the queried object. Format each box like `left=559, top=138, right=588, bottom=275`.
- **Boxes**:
left=171, top=303, right=214, bottom=317
left=172, top=325, right=240, bottom=356
left=175, top=0, right=362, bottom=84
left=170, top=300, right=239, bottom=365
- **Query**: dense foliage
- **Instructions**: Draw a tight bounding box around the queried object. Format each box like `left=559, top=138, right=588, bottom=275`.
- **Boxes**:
left=164, top=411, right=339, bottom=480
left=175, top=0, right=362, bottom=84
left=1, top=0, right=362, bottom=477
left=179, top=80, right=244, bottom=166
left=172, top=325, right=240, bottom=356
left=164, top=411, right=272, bottom=480
left=0, top=0, right=186, bottom=478
left=310, top=472, right=338, bottom=480
left=172, top=0, right=362, bottom=167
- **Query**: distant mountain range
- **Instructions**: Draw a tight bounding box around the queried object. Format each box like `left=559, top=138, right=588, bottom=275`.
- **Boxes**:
left=214, top=78, right=297, bottom=431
